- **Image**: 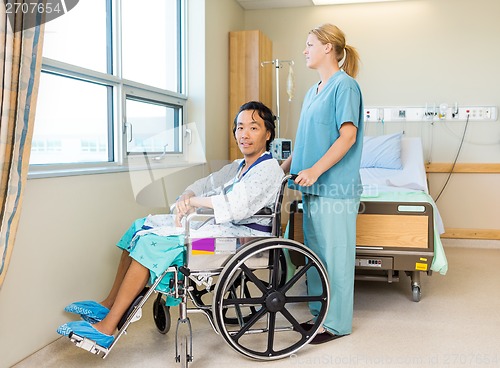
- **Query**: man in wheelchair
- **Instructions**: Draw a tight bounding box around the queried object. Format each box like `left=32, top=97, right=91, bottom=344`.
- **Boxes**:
left=56, top=101, right=284, bottom=349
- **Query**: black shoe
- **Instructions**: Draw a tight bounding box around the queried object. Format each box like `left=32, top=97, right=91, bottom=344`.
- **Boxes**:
left=309, top=330, right=346, bottom=345
left=299, top=322, right=314, bottom=331
left=293, top=321, right=315, bottom=332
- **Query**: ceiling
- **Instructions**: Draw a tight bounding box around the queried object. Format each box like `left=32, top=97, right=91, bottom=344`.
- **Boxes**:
left=235, top=0, right=315, bottom=10
left=236, top=0, right=407, bottom=9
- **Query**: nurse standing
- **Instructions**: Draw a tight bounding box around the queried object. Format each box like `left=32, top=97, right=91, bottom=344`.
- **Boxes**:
left=281, top=23, right=363, bottom=344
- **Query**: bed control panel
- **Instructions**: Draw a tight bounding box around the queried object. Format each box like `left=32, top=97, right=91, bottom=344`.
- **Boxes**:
left=356, top=256, right=393, bottom=270
left=357, top=258, right=382, bottom=267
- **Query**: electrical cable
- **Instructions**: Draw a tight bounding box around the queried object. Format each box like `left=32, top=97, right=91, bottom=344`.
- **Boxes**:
left=426, top=121, right=434, bottom=164
left=442, top=119, right=500, bottom=146
left=434, top=114, right=470, bottom=203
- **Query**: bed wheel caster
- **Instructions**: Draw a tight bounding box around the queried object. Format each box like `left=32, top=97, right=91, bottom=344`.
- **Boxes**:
left=153, top=293, right=171, bottom=334
left=412, top=285, right=421, bottom=302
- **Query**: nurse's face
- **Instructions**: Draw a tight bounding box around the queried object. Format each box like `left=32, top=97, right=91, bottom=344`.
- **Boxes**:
left=303, top=33, right=328, bottom=70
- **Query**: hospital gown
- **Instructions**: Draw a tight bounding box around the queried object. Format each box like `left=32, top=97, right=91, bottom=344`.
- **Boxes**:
left=116, top=153, right=284, bottom=302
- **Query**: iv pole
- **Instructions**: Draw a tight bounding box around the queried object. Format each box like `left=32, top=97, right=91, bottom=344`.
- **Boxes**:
left=261, top=59, right=294, bottom=139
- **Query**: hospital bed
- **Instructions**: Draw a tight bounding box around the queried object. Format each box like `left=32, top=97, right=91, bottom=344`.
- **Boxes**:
left=288, top=134, right=448, bottom=302
left=67, top=175, right=330, bottom=366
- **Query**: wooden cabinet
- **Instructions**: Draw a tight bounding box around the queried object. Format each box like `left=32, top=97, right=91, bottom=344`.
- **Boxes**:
left=228, top=30, right=272, bottom=161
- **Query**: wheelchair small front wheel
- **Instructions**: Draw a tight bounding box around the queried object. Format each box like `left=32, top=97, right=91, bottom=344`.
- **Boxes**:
left=153, top=294, right=171, bottom=334
left=178, top=335, right=189, bottom=368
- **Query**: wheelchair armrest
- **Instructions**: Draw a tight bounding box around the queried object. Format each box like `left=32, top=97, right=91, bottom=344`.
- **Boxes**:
left=196, top=207, right=272, bottom=216
left=196, top=207, right=214, bottom=215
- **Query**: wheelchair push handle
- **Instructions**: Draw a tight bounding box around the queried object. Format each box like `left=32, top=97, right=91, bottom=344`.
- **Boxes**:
left=284, top=173, right=298, bottom=185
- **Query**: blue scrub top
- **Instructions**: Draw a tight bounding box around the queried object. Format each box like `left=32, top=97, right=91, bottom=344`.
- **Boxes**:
left=290, top=70, right=364, bottom=199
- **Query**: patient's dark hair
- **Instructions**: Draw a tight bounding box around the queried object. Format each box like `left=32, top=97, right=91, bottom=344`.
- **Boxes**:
left=233, top=101, right=276, bottom=151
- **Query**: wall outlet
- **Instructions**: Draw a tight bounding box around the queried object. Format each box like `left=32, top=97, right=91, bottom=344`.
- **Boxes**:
left=458, top=107, right=498, bottom=121
left=364, top=108, right=379, bottom=122
left=391, top=108, right=407, bottom=121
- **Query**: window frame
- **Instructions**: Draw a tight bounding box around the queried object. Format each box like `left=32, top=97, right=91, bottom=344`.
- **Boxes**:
left=28, top=0, right=188, bottom=179
left=122, top=84, right=187, bottom=161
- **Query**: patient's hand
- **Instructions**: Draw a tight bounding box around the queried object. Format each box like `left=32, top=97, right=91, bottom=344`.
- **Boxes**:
left=175, top=211, right=183, bottom=227
left=176, top=191, right=195, bottom=216
left=175, top=207, right=196, bottom=227
left=175, top=193, right=194, bottom=227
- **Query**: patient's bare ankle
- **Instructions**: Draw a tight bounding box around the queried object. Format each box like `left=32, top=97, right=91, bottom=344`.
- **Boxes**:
left=100, top=299, right=113, bottom=309
left=93, top=321, right=115, bottom=336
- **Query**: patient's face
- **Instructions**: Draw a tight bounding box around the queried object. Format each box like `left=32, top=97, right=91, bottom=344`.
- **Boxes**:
left=235, top=109, right=271, bottom=160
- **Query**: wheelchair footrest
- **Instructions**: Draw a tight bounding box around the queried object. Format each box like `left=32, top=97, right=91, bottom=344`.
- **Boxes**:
left=69, top=332, right=109, bottom=356
left=129, top=307, right=142, bottom=323
left=117, top=294, right=145, bottom=331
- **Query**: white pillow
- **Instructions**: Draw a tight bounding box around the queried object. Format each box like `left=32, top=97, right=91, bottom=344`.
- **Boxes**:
left=361, top=132, right=403, bottom=170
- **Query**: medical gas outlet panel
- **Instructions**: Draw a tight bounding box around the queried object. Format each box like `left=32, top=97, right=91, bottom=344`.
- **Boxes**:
left=364, top=105, right=498, bottom=123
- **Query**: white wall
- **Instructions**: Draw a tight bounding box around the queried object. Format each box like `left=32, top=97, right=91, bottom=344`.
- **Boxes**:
left=243, top=0, right=500, bottom=230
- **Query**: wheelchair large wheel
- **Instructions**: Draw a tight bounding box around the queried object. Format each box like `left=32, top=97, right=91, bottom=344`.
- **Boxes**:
left=213, top=238, right=330, bottom=360
left=189, top=252, right=286, bottom=326
left=221, top=248, right=287, bottom=325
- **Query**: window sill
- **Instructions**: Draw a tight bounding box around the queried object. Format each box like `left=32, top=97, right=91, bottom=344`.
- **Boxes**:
left=28, top=160, right=207, bottom=180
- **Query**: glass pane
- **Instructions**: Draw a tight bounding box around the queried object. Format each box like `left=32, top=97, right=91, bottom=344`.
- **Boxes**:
left=126, top=98, right=181, bottom=155
left=30, top=73, right=111, bottom=165
left=43, top=1, right=108, bottom=73
left=122, top=0, right=179, bottom=91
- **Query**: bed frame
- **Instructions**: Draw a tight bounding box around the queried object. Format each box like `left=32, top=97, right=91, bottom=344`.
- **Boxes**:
left=288, top=199, right=434, bottom=302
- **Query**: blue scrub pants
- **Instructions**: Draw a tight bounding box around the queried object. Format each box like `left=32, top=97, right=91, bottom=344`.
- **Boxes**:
left=302, top=194, right=359, bottom=336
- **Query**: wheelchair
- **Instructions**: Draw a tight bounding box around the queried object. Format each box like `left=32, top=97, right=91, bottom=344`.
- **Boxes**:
left=68, top=175, right=330, bottom=366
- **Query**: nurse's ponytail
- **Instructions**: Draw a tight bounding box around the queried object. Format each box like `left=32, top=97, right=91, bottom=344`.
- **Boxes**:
left=342, top=44, right=360, bottom=79
left=310, top=24, right=360, bottom=79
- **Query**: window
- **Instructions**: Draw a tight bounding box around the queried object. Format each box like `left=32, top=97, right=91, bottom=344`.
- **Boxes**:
left=30, top=0, right=186, bottom=175
left=32, top=72, right=111, bottom=165
left=125, top=97, right=182, bottom=155
left=121, top=1, right=180, bottom=91
left=41, top=1, right=109, bottom=73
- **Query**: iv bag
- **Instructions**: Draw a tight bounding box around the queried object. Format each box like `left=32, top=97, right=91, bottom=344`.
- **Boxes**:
left=286, top=65, right=295, bottom=101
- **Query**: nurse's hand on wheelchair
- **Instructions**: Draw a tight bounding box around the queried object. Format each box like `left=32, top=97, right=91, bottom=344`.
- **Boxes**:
left=294, top=168, right=320, bottom=187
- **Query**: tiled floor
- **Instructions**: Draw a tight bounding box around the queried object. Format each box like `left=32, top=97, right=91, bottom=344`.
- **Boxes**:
left=13, top=241, right=500, bottom=368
